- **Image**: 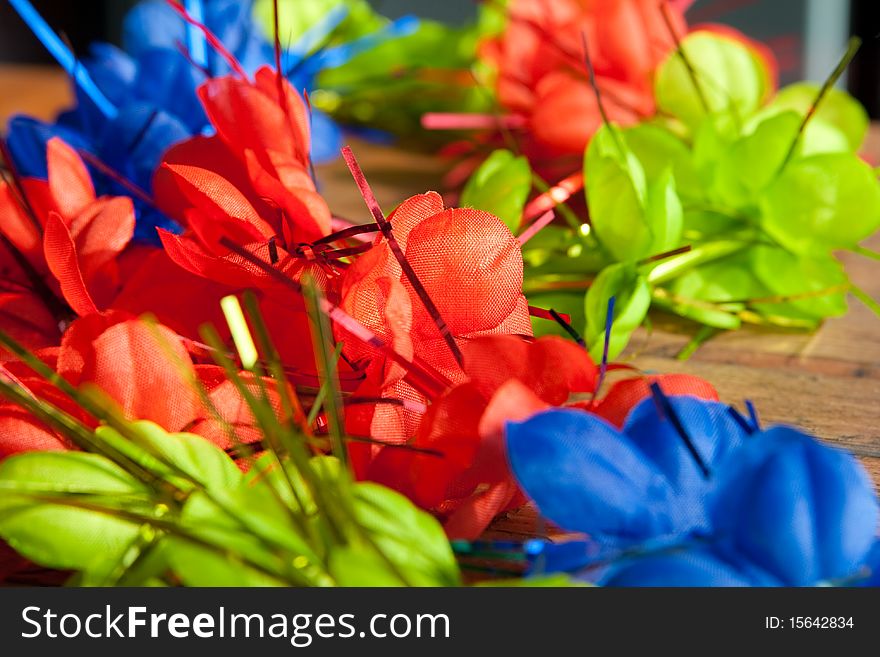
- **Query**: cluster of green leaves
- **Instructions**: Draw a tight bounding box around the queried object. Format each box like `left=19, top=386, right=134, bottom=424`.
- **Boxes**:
left=462, top=31, right=880, bottom=360
left=0, top=291, right=460, bottom=587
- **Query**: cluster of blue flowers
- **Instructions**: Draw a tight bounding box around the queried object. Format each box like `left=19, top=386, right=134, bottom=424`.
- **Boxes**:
left=6, top=0, right=416, bottom=241
left=506, top=392, right=880, bottom=586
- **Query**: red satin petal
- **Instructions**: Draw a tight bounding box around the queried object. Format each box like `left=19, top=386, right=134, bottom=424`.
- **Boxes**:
left=78, top=319, right=201, bottom=432
left=588, top=373, right=720, bottom=428
left=42, top=212, right=98, bottom=317
left=112, top=250, right=231, bottom=343
left=0, top=292, right=59, bottom=352
left=462, top=335, right=597, bottom=404
left=46, top=137, right=94, bottom=219
left=404, top=208, right=526, bottom=337
left=161, top=163, right=272, bottom=239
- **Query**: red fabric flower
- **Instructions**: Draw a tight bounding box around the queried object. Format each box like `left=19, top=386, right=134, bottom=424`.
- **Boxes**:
left=0, top=311, right=276, bottom=459
left=480, top=0, right=689, bottom=158
left=149, top=66, right=337, bottom=373
left=0, top=138, right=137, bottom=350
left=154, top=66, right=331, bottom=271
left=337, top=191, right=532, bottom=444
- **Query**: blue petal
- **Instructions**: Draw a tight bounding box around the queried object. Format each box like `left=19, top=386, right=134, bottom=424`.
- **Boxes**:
left=859, top=540, right=880, bottom=586
left=524, top=539, right=606, bottom=576
left=131, top=48, right=207, bottom=132
left=123, top=0, right=187, bottom=58
left=623, top=396, right=748, bottom=499
left=6, top=116, right=89, bottom=178
left=309, top=109, right=342, bottom=164
left=601, top=548, right=775, bottom=587
left=84, top=43, right=137, bottom=108
left=98, top=102, right=191, bottom=191
left=711, top=426, right=879, bottom=586
left=505, top=409, right=693, bottom=545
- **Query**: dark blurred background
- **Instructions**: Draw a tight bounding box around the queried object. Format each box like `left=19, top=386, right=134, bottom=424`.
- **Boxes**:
left=1, top=0, right=878, bottom=115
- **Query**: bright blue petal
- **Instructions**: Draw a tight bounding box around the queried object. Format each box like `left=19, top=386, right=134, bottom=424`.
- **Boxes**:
left=123, top=0, right=187, bottom=58
left=6, top=116, right=89, bottom=178
left=505, top=409, right=692, bottom=545
left=711, top=426, right=879, bottom=586
left=524, top=539, right=606, bottom=576
left=84, top=43, right=137, bottom=108
left=623, top=396, right=748, bottom=499
left=601, top=549, right=775, bottom=587
left=309, top=109, right=342, bottom=164
left=99, top=102, right=191, bottom=191
left=859, top=541, right=880, bottom=586
left=132, top=49, right=207, bottom=132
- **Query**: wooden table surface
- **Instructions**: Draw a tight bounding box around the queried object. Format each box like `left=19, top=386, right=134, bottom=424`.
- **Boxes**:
left=3, top=66, right=879, bottom=542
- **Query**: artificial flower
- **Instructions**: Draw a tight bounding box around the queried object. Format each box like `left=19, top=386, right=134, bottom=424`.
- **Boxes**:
left=479, top=0, right=688, bottom=159
left=508, top=396, right=880, bottom=586
left=0, top=311, right=273, bottom=458
left=0, top=137, right=138, bottom=350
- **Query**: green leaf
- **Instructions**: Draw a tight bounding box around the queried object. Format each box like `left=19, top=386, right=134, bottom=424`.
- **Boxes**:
left=477, top=574, right=588, bottom=587
left=644, top=169, right=683, bottom=254
left=0, top=450, right=149, bottom=496
left=750, top=245, right=848, bottom=320
left=656, top=31, right=770, bottom=131
left=167, top=485, right=319, bottom=587
left=0, top=452, right=149, bottom=573
left=691, top=113, right=740, bottom=192
left=329, top=547, right=406, bottom=586
left=352, top=482, right=461, bottom=586
left=714, top=111, right=801, bottom=209
left=759, top=153, right=880, bottom=256
left=622, top=123, right=701, bottom=201
left=666, top=256, right=756, bottom=329
left=770, top=82, right=869, bottom=152
left=98, top=421, right=242, bottom=492
left=585, top=127, right=651, bottom=261
left=461, top=149, right=532, bottom=233
left=585, top=263, right=651, bottom=361
left=253, top=0, right=384, bottom=44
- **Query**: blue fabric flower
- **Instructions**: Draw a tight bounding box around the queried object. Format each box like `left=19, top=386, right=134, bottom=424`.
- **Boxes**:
left=507, top=395, right=880, bottom=586
left=506, top=396, right=749, bottom=549
left=709, top=426, right=878, bottom=586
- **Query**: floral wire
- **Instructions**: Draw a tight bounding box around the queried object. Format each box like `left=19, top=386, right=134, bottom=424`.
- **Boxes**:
left=649, top=382, right=711, bottom=478
left=341, top=145, right=465, bottom=368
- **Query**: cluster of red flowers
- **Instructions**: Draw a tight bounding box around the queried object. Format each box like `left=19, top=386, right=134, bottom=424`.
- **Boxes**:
left=480, top=0, right=691, bottom=160
left=0, top=60, right=718, bottom=540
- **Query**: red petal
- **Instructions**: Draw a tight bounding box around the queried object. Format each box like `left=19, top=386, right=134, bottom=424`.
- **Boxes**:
left=154, top=135, right=259, bottom=226
left=0, top=292, right=59, bottom=352
left=0, top=404, right=68, bottom=458
left=46, top=137, right=95, bottom=219
left=57, top=310, right=134, bottom=385
left=0, top=182, right=44, bottom=271
left=588, top=373, right=720, bottom=428
left=198, top=68, right=310, bottom=170
left=42, top=212, right=98, bottom=317
left=404, top=208, right=527, bottom=337
left=112, top=250, right=230, bottom=343
left=160, top=163, right=272, bottom=240
left=77, top=319, right=201, bottom=432
left=68, top=196, right=134, bottom=295
left=462, top=334, right=596, bottom=404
